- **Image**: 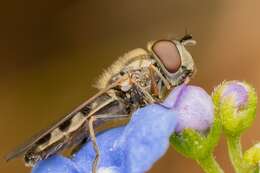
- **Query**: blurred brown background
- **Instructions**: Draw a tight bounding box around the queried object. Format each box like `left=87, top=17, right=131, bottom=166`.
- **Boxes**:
left=1, top=0, right=260, bottom=172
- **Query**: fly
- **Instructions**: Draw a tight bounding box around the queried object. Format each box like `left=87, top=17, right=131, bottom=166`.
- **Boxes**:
left=5, top=35, right=196, bottom=173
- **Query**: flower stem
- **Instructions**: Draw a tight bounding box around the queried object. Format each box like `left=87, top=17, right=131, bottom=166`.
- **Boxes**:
left=227, top=135, right=250, bottom=173
left=227, top=135, right=260, bottom=173
left=197, top=154, right=224, bottom=173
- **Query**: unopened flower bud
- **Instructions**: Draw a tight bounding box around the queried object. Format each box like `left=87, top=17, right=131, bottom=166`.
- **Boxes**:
left=164, top=84, right=221, bottom=160
left=244, top=143, right=260, bottom=167
left=212, top=81, right=257, bottom=136
left=163, top=84, right=214, bottom=133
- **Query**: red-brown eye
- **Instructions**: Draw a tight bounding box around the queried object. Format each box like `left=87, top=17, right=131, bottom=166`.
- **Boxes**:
left=152, top=40, right=181, bottom=73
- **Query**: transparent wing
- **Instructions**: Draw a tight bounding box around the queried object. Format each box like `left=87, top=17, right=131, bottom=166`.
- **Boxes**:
left=5, top=83, right=119, bottom=161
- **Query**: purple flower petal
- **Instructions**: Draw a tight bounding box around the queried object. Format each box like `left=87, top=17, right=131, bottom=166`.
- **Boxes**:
left=221, top=81, right=248, bottom=109
left=163, top=84, right=214, bottom=133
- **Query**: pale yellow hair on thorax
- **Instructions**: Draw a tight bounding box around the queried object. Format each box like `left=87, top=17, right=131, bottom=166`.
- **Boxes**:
left=94, top=48, right=148, bottom=90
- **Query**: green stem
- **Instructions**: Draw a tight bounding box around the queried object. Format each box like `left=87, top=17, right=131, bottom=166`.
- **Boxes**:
left=226, top=135, right=257, bottom=173
left=227, top=135, right=259, bottom=173
left=253, top=166, right=259, bottom=173
left=227, top=135, right=243, bottom=173
left=197, top=154, right=224, bottom=173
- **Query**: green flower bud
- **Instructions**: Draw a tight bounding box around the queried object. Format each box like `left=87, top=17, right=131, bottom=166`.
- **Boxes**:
left=244, top=143, right=260, bottom=167
left=212, top=81, right=257, bottom=136
left=170, top=117, right=221, bottom=160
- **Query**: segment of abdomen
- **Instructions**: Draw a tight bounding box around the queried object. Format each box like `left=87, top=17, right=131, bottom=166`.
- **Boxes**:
left=25, top=90, right=127, bottom=164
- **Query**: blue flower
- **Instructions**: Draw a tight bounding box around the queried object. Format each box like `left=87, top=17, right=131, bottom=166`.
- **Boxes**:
left=32, top=84, right=216, bottom=173
left=32, top=104, right=178, bottom=173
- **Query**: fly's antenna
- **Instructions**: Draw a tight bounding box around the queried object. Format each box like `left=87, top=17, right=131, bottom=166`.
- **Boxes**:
left=180, top=28, right=196, bottom=46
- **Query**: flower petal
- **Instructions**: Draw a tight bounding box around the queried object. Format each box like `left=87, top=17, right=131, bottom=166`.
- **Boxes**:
left=163, top=84, right=214, bottom=133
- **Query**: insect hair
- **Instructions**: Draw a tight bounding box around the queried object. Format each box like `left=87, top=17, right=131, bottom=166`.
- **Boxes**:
left=94, top=48, right=148, bottom=90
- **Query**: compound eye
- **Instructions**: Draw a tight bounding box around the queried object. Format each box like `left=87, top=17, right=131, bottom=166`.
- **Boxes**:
left=152, top=40, right=181, bottom=73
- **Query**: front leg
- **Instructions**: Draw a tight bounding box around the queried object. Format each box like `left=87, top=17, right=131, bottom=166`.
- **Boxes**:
left=130, top=78, right=156, bottom=104
left=149, top=64, right=172, bottom=99
left=120, top=72, right=156, bottom=104
left=149, top=64, right=171, bottom=90
left=148, top=65, right=159, bottom=97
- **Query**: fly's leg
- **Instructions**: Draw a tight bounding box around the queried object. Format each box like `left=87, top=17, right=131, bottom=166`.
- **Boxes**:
left=148, top=65, right=160, bottom=97
left=125, top=72, right=155, bottom=104
left=88, top=116, right=99, bottom=173
left=95, top=114, right=129, bottom=120
left=149, top=64, right=171, bottom=90
left=130, top=79, right=156, bottom=104
left=88, top=114, right=129, bottom=173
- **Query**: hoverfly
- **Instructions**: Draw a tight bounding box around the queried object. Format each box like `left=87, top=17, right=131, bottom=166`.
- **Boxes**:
left=5, top=35, right=196, bottom=173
